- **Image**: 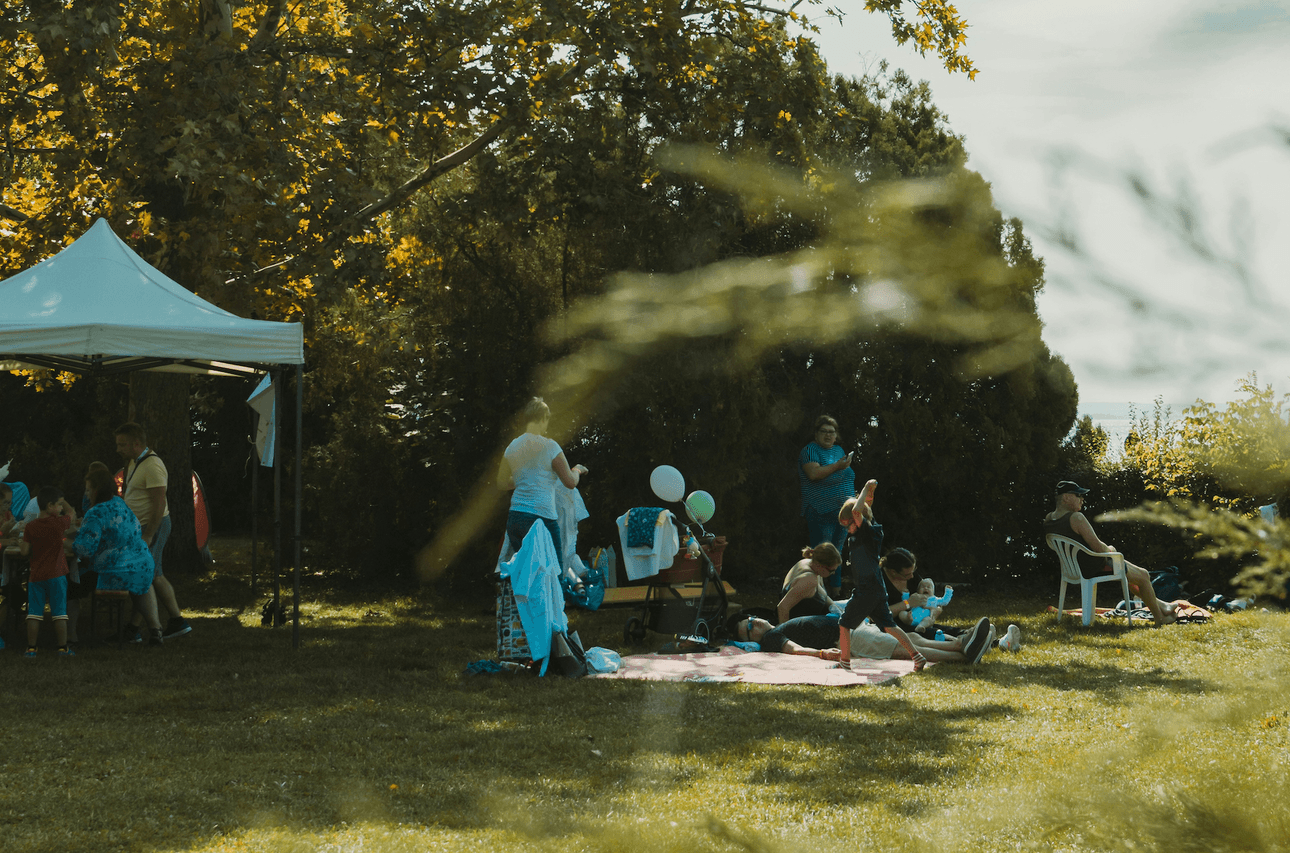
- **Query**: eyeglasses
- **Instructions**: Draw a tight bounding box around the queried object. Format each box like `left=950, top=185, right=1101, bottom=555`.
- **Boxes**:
left=817, top=428, right=837, bottom=435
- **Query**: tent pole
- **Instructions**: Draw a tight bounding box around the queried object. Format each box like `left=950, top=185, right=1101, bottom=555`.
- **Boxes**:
left=292, top=363, right=302, bottom=650
left=272, top=367, right=282, bottom=615
left=250, top=442, right=259, bottom=594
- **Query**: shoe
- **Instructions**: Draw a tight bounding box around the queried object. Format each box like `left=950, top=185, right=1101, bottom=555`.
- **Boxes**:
left=58, top=647, right=76, bottom=657
left=997, top=624, right=1022, bottom=652
left=24, top=647, right=37, bottom=659
left=147, top=629, right=164, bottom=646
left=118, top=624, right=142, bottom=644
left=962, top=617, right=993, bottom=664
left=163, top=618, right=192, bottom=639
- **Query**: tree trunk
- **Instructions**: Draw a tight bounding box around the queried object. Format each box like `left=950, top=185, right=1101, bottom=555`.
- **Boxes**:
left=129, top=372, right=198, bottom=573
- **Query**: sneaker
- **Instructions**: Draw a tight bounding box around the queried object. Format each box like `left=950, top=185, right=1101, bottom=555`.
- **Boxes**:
left=58, top=647, right=76, bottom=657
left=962, top=617, right=993, bottom=664
left=24, top=647, right=37, bottom=659
left=147, top=628, right=164, bottom=646
left=163, top=618, right=192, bottom=639
left=118, top=624, right=142, bottom=644
left=997, top=624, right=1022, bottom=653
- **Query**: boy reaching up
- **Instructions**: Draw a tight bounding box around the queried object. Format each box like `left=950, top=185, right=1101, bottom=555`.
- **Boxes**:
left=19, top=487, right=77, bottom=658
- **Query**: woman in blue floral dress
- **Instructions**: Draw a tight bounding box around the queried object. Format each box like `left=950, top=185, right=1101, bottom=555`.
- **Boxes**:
left=73, top=466, right=164, bottom=644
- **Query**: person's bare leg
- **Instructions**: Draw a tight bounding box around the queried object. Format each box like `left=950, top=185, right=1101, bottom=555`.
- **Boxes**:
left=859, top=479, right=878, bottom=512
left=133, top=588, right=162, bottom=631
left=54, top=619, right=68, bottom=648
left=909, top=632, right=962, bottom=653
left=884, top=626, right=926, bottom=670
left=1127, top=561, right=1175, bottom=625
left=892, top=643, right=965, bottom=662
left=152, top=575, right=182, bottom=622
left=66, top=598, right=80, bottom=643
left=26, top=617, right=40, bottom=649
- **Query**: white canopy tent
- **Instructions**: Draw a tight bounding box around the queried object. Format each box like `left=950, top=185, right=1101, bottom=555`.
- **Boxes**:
left=0, top=218, right=306, bottom=646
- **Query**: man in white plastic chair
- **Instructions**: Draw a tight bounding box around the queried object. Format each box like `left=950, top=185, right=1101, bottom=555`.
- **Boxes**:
left=1042, top=480, right=1177, bottom=627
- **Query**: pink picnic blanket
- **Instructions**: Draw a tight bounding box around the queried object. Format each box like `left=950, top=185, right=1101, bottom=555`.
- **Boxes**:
left=589, top=645, right=915, bottom=686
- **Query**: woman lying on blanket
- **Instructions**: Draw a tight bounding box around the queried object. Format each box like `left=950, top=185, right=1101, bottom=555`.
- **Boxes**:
left=728, top=610, right=994, bottom=665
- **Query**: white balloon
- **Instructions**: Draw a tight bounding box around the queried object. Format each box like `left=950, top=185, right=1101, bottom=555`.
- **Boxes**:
left=649, top=465, right=685, bottom=503
left=684, top=490, right=716, bottom=524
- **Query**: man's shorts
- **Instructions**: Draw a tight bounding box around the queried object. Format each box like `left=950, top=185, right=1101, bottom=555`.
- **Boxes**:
left=149, top=514, right=172, bottom=579
left=27, top=576, right=69, bottom=620
left=849, top=622, right=899, bottom=659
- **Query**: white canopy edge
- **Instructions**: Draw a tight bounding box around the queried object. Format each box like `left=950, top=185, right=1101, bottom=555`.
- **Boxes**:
left=0, top=218, right=303, bottom=371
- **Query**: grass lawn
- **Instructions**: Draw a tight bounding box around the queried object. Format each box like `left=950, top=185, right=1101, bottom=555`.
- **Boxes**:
left=2, top=537, right=1287, bottom=853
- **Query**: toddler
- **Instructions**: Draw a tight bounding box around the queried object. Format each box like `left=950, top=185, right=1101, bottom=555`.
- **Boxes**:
left=18, top=487, right=77, bottom=658
left=900, top=577, right=953, bottom=633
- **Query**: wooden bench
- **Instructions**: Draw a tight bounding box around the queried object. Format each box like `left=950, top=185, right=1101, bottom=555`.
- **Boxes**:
left=600, top=581, right=737, bottom=607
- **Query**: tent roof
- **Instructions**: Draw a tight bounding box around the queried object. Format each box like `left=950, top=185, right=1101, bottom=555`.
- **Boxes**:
left=0, top=218, right=303, bottom=376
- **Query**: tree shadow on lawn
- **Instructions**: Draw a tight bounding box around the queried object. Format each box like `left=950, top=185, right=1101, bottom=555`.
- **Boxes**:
left=3, top=583, right=1234, bottom=852
left=0, top=607, right=1042, bottom=850
left=964, top=657, right=1212, bottom=699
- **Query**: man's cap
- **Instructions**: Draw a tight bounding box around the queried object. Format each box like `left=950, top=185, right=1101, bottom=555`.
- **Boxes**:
left=1056, top=480, right=1090, bottom=496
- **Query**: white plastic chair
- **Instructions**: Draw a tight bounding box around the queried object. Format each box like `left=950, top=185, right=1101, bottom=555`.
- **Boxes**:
left=1045, top=534, right=1133, bottom=626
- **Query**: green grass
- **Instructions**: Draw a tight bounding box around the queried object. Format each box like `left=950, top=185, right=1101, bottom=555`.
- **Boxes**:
left=2, top=538, right=1287, bottom=853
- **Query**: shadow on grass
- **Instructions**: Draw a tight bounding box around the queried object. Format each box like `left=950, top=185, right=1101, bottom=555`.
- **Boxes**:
left=0, top=565, right=1259, bottom=853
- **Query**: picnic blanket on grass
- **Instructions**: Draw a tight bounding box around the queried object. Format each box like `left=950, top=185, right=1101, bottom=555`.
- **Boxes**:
left=1046, top=600, right=1212, bottom=623
left=587, top=644, right=915, bottom=686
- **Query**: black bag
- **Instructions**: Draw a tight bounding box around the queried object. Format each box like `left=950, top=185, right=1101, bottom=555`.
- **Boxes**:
left=1149, top=567, right=1187, bottom=602
left=549, top=630, right=588, bottom=678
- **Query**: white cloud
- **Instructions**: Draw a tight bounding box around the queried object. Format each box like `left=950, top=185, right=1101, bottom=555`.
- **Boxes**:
left=802, top=1, right=1290, bottom=404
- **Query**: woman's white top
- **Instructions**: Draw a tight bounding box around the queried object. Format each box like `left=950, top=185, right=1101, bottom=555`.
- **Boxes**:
left=505, top=433, right=562, bottom=519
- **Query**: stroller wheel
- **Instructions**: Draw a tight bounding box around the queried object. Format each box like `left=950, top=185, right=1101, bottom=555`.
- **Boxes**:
left=624, top=617, right=646, bottom=645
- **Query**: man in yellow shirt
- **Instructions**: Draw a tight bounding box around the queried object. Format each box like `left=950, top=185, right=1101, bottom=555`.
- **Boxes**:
left=116, top=422, right=192, bottom=640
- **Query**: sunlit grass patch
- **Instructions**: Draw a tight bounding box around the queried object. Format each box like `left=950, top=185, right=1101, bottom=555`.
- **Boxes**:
left=1, top=559, right=1287, bottom=853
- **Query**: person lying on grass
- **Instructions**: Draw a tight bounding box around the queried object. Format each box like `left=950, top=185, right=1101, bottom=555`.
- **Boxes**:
left=1043, top=480, right=1177, bottom=627
left=835, top=480, right=996, bottom=669
left=729, top=610, right=995, bottom=666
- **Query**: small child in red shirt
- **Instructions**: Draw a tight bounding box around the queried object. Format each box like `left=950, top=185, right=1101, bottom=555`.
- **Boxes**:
left=18, top=486, right=78, bottom=658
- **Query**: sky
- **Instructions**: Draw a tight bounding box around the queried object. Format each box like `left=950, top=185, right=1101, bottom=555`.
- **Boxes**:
left=803, top=0, right=1290, bottom=406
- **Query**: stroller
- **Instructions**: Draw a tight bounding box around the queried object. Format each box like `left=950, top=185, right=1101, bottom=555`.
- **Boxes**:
left=621, top=471, right=730, bottom=646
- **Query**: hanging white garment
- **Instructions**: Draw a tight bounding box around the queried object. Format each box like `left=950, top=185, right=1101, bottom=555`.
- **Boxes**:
left=616, top=509, right=680, bottom=581
left=555, top=485, right=590, bottom=577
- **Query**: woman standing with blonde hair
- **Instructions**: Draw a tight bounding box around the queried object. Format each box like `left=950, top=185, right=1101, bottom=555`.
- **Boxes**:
left=497, top=398, right=588, bottom=554
left=777, top=542, right=843, bottom=623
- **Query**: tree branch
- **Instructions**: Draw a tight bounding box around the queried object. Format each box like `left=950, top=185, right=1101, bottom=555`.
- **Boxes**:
left=348, top=115, right=515, bottom=225
left=250, top=0, right=286, bottom=49
left=0, top=203, right=30, bottom=222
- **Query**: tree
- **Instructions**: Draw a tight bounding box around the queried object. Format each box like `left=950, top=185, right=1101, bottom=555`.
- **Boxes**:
left=397, top=41, right=1075, bottom=587
left=3, top=0, right=978, bottom=574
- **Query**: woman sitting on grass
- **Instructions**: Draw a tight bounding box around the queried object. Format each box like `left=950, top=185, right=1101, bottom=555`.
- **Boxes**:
left=879, top=546, right=1022, bottom=652
left=73, top=465, right=164, bottom=645
left=777, top=542, right=844, bottom=623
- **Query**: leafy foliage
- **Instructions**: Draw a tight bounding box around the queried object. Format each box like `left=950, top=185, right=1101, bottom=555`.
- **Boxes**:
left=4, top=1, right=1071, bottom=592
